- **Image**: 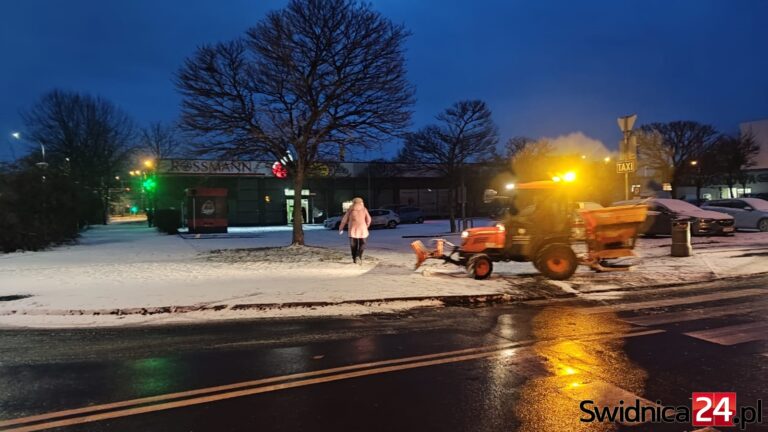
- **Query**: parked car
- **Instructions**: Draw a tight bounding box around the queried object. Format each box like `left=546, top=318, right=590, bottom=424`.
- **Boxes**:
left=323, top=214, right=343, bottom=230
left=369, top=208, right=400, bottom=228
left=613, top=198, right=734, bottom=236
left=384, top=205, right=424, bottom=223
left=744, top=192, right=768, bottom=201
left=324, top=208, right=400, bottom=229
left=571, top=201, right=604, bottom=241
left=701, top=198, right=768, bottom=232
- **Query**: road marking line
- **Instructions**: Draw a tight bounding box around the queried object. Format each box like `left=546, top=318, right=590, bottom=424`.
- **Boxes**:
left=621, top=299, right=768, bottom=326
left=0, top=329, right=663, bottom=431
left=0, top=343, right=517, bottom=428
left=684, top=322, right=768, bottom=345
left=580, top=289, right=766, bottom=314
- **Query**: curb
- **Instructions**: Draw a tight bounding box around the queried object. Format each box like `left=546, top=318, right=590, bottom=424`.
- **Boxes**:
left=2, top=272, right=767, bottom=318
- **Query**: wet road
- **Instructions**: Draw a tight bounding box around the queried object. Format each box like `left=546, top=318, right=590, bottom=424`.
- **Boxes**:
left=1, top=275, right=768, bottom=431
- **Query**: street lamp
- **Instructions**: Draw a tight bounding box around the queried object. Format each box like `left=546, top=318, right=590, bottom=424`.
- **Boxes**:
left=690, top=160, right=702, bottom=200
left=7, top=131, right=21, bottom=160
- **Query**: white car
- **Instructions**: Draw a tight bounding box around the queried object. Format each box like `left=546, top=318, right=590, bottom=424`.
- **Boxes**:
left=701, top=198, right=768, bottom=232
left=324, top=209, right=400, bottom=229
left=369, top=208, right=400, bottom=228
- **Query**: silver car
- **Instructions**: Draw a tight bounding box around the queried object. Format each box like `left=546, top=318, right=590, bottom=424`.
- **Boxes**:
left=324, top=208, right=400, bottom=229
left=701, top=198, right=768, bottom=232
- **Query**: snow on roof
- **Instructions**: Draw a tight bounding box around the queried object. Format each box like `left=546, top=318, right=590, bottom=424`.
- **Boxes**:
left=654, top=199, right=699, bottom=212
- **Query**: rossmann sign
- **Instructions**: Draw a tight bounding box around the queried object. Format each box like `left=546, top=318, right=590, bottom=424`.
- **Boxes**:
left=158, top=159, right=274, bottom=176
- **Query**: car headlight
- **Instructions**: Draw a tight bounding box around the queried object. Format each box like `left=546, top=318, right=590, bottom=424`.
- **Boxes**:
left=461, top=230, right=469, bottom=238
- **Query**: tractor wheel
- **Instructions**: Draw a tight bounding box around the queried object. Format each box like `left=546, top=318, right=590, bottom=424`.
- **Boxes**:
left=467, top=254, right=493, bottom=280
left=535, top=244, right=578, bottom=280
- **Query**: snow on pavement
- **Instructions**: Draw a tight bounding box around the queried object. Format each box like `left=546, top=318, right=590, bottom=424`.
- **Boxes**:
left=1, top=219, right=767, bottom=328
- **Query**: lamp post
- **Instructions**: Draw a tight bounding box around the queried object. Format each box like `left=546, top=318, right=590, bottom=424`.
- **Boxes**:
left=690, top=160, right=701, bottom=201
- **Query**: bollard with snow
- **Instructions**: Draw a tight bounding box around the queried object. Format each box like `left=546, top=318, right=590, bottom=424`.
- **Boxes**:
left=671, top=219, right=692, bottom=257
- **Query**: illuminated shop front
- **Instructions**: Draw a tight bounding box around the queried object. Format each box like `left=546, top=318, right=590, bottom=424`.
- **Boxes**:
left=154, top=159, right=496, bottom=226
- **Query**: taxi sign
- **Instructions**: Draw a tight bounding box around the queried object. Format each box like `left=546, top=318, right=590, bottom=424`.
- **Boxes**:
left=617, top=160, right=635, bottom=173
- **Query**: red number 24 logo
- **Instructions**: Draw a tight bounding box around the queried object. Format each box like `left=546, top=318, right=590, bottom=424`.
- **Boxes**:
left=692, top=392, right=736, bottom=427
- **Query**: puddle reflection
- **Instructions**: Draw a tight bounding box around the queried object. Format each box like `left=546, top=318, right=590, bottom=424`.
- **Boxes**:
left=513, top=307, right=649, bottom=432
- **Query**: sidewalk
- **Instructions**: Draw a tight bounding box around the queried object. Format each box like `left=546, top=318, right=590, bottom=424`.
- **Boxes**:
left=1, top=221, right=767, bottom=328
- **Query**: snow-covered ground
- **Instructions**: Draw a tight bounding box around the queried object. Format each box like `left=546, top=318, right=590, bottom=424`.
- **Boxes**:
left=1, top=219, right=767, bottom=328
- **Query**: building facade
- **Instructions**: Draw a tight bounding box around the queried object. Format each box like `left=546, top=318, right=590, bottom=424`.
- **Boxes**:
left=635, top=119, right=768, bottom=200
left=153, top=159, right=500, bottom=226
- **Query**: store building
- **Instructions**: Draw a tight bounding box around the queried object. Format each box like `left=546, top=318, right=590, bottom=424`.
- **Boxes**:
left=154, top=159, right=501, bottom=226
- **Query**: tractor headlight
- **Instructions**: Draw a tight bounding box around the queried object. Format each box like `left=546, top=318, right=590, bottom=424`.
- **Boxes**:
left=495, top=223, right=505, bottom=231
left=517, top=228, right=526, bottom=235
left=461, top=230, right=469, bottom=239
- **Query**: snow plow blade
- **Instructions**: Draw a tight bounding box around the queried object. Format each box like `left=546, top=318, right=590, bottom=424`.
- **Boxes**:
left=410, top=239, right=446, bottom=269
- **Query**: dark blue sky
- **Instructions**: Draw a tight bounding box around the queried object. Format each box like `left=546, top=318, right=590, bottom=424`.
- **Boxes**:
left=2, top=0, right=767, bottom=161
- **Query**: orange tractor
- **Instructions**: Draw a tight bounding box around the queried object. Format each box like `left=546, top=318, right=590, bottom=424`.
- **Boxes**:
left=411, top=179, right=647, bottom=280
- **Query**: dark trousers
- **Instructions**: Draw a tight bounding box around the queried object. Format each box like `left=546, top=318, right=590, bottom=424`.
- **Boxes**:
left=349, top=237, right=366, bottom=260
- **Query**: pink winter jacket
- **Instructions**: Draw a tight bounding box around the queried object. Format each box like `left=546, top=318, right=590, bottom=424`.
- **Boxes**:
left=339, top=203, right=371, bottom=239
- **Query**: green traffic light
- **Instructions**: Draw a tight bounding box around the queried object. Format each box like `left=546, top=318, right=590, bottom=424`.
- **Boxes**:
left=142, top=177, right=157, bottom=191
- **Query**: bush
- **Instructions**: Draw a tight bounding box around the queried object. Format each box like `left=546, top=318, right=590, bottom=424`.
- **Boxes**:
left=0, top=164, right=82, bottom=252
left=155, top=208, right=181, bottom=234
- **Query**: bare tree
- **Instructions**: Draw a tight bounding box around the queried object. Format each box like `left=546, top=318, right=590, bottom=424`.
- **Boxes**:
left=637, top=121, right=719, bottom=197
left=710, top=132, right=760, bottom=198
left=398, top=100, right=498, bottom=232
left=176, top=0, right=414, bottom=244
left=22, top=89, right=135, bottom=224
left=503, top=136, right=538, bottom=161
left=141, top=121, right=184, bottom=160
left=503, top=136, right=556, bottom=182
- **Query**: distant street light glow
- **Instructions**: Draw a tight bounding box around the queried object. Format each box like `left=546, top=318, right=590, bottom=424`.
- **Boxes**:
left=11, top=132, right=21, bottom=140
left=505, top=183, right=515, bottom=190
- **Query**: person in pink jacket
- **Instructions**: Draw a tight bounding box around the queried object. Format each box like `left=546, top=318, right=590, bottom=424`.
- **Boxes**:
left=339, top=197, right=372, bottom=264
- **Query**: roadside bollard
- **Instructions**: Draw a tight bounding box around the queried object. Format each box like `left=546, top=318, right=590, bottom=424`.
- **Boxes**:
left=671, top=219, right=692, bottom=257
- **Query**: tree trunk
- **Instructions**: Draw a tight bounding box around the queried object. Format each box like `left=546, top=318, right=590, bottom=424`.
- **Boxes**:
left=448, top=185, right=457, bottom=233
left=291, top=171, right=305, bottom=245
